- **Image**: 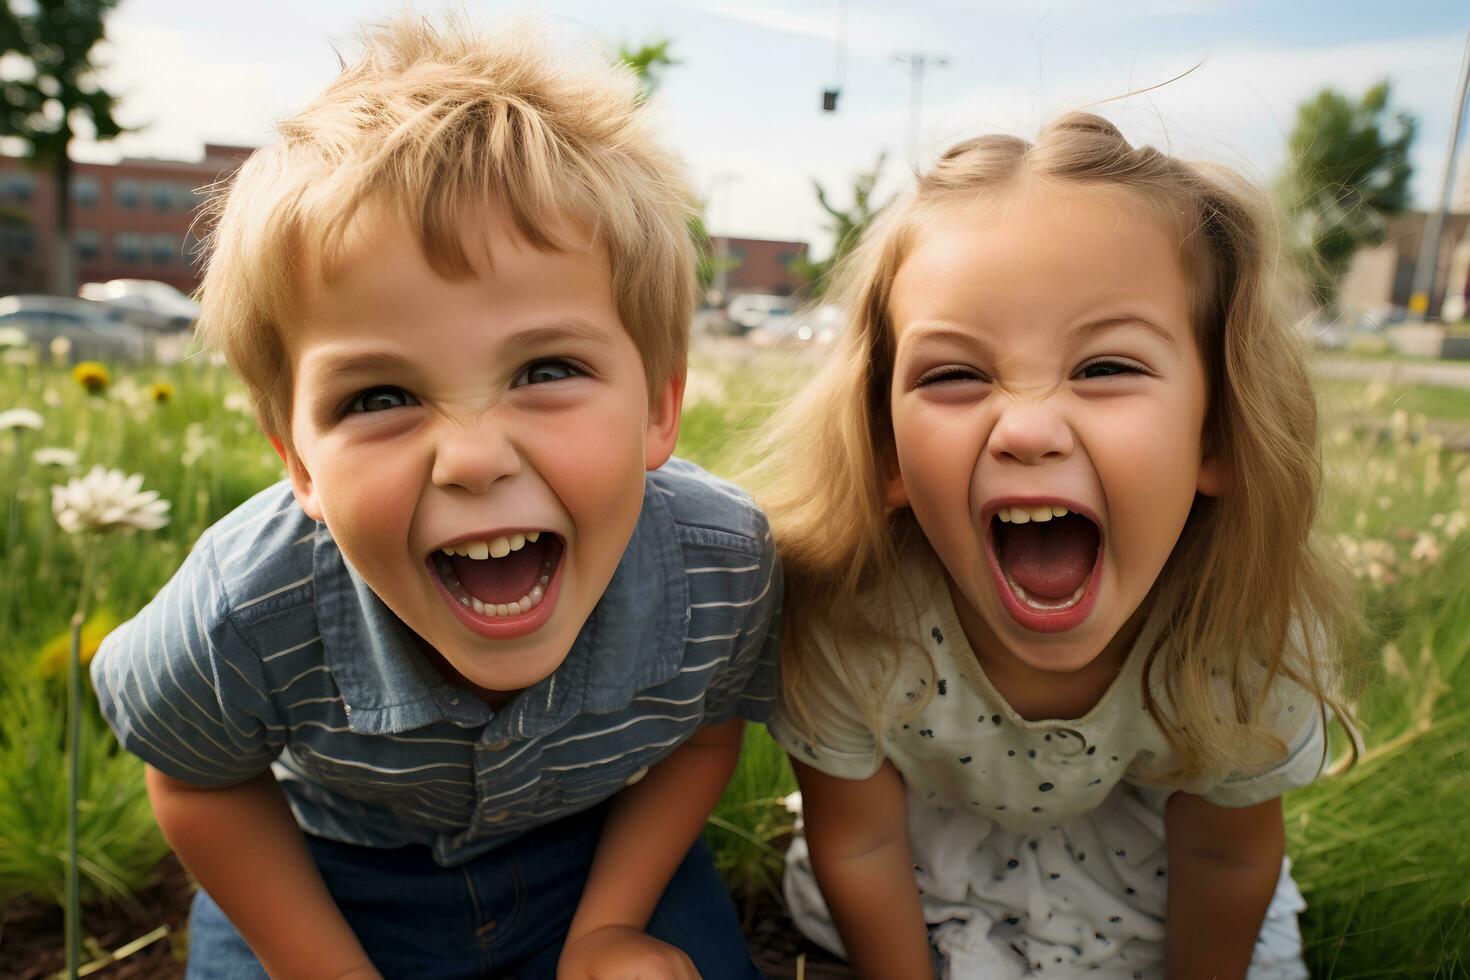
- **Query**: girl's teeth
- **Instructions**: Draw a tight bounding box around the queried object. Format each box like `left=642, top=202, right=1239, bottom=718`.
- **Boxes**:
left=995, top=505, right=1072, bottom=524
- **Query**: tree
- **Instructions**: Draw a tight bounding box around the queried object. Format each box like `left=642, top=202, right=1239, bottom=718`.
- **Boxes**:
left=615, top=39, right=720, bottom=294
left=617, top=39, right=680, bottom=99
left=1, top=0, right=127, bottom=295
left=1279, top=80, right=1416, bottom=317
left=793, top=152, right=892, bottom=298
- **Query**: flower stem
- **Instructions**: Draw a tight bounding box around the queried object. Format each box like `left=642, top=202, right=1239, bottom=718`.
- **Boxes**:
left=65, top=534, right=98, bottom=980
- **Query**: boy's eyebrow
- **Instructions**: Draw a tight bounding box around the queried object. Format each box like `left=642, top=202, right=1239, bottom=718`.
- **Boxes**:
left=313, top=350, right=416, bottom=384
left=500, top=319, right=618, bottom=357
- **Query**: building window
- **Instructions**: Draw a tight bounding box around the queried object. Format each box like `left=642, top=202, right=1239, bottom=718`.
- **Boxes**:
left=175, top=182, right=200, bottom=212
left=0, top=172, right=36, bottom=204
left=115, top=232, right=144, bottom=263
left=149, top=181, right=176, bottom=212
left=75, top=229, right=102, bottom=262
left=114, top=179, right=142, bottom=210
left=72, top=175, right=101, bottom=208
left=150, top=234, right=178, bottom=266
left=0, top=224, right=36, bottom=255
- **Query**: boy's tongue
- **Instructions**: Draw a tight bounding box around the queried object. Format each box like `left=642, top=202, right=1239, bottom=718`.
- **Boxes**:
left=449, top=540, right=544, bottom=604
left=995, top=515, right=1098, bottom=599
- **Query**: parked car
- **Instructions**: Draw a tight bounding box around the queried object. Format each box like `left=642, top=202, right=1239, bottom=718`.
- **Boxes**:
left=748, top=303, right=845, bottom=348
left=0, top=294, right=148, bottom=363
left=78, top=278, right=201, bottom=332
left=722, top=293, right=793, bottom=335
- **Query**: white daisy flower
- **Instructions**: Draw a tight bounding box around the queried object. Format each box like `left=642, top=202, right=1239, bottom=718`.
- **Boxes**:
left=33, top=447, right=79, bottom=468
left=51, top=465, right=171, bottom=534
left=0, top=408, right=43, bottom=431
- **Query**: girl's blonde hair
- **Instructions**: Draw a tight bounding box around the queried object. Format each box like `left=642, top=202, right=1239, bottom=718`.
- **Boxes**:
left=749, top=112, right=1357, bottom=781
left=195, top=14, right=698, bottom=448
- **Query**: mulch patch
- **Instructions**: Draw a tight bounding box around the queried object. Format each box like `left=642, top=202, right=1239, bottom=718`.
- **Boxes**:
left=0, top=855, right=192, bottom=980
left=1, top=854, right=848, bottom=979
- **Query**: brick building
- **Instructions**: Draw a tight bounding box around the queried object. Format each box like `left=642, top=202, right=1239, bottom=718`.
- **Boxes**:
left=716, top=236, right=808, bottom=297
left=0, top=144, right=253, bottom=297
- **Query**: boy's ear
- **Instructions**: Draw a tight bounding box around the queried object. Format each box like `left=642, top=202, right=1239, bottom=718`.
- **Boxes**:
left=270, top=435, right=325, bottom=522
left=644, top=370, right=686, bottom=471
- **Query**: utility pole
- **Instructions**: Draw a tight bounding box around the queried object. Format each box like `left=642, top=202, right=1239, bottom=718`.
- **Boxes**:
left=708, top=172, right=741, bottom=306
left=893, top=51, right=949, bottom=169
left=1408, top=29, right=1470, bottom=322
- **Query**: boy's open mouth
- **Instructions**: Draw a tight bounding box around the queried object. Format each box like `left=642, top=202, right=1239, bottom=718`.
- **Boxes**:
left=986, top=503, right=1102, bottom=633
left=429, top=531, right=564, bottom=620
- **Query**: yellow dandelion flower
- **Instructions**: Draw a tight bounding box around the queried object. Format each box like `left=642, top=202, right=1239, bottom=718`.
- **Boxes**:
left=148, top=382, right=176, bottom=404
left=35, top=612, right=118, bottom=679
left=72, top=361, right=111, bottom=395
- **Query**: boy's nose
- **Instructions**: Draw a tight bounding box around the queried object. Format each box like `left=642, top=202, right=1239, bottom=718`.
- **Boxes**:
left=987, top=399, right=1075, bottom=466
left=430, top=415, right=521, bottom=493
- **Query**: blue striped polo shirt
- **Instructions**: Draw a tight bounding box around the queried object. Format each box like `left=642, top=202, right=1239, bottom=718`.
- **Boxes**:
left=91, top=457, right=780, bottom=867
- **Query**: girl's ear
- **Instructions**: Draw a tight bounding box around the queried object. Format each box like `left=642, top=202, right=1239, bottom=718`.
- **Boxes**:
left=879, top=435, right=910, bottom=509
left=1197, top=445, right=1229, bottom=497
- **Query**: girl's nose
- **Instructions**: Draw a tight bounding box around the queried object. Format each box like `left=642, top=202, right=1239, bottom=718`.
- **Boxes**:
left=987, top=400, right=1075, bottom=466
left=430, top=414, right=521, bottom=494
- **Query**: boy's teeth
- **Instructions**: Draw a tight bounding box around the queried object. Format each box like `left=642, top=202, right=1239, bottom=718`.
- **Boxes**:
left=440, top=533, right=542, bottom=560
left=995, top=505, right=1071, bottom=524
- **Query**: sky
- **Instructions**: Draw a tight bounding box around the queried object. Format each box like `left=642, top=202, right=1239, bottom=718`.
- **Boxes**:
left=44, top=0, right=1470, bottom=257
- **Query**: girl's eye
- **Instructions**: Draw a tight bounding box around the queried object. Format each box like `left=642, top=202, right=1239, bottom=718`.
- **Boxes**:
left=1075, top=359, right=1145, bottom=380
left=347, top=386, right=418, bottom=414
left=514, top=358, right=586, bottom=387
left=914, top=365, right=987, bottom=388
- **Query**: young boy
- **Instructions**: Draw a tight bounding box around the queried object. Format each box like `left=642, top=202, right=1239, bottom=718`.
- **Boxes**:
left=90, top=16, right=778, bottom=980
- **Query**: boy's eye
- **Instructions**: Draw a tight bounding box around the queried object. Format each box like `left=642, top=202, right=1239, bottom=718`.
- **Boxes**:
left=513, top=358, right=586, bottom=387
left=347, top=386, right=419, bottom=414
left=1075, top=359, right=1145, bottom=380
left=914, top=365, right=987, bottom=388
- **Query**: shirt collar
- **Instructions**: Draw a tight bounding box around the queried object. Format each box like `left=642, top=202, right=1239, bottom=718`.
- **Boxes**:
left=314, top=476, right=688, bottom=739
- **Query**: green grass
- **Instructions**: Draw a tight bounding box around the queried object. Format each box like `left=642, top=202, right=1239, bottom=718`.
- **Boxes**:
left=1317, top=377, right=1470, bottom=423
left=2, top=349, right=1469, bottom=974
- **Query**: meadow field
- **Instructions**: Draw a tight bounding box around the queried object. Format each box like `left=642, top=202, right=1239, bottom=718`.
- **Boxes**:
left=1, top=339, right=1467, bottom=977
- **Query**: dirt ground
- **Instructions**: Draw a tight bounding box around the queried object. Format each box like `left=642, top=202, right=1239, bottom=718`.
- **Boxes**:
left=0, top=856, right=851, bottom=979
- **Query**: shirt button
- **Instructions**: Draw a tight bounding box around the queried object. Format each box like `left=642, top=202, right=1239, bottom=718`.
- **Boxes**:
left=625, top=766, right=649, bottom=786
left=485, top=739, right=510, bottom=751
left=343, top=704, right=352, bottom=715
left=448, top=697, right=460, bottom=706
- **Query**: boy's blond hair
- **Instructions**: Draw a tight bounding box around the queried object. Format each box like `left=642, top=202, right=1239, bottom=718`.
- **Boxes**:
left=746, top=113, right=1359, bottom=783
left=195, top=14, right=698, bottom=446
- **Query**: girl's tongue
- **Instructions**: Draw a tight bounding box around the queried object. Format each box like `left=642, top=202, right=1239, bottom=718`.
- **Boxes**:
left=993, top=513, right=1099, bottom=599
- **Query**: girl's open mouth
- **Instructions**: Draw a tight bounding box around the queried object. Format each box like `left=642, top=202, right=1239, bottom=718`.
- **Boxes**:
left=985, top=504, right=1102, bottom=634
left=427, top=531, right=565, bottom=640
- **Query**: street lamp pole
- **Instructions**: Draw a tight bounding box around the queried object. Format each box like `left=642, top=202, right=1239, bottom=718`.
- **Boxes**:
left=894, top=51, right=949, bottom=169
left=1408, top=29, right=1470, bottom=322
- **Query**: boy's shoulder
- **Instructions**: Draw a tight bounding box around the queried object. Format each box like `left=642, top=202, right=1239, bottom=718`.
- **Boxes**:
left=192, top=480, right=320, bottom=622
left=647, top=457, right=770, bottom=557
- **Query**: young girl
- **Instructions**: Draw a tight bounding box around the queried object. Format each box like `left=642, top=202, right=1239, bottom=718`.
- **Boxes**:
left=754, top=113, right=1356, bottom=979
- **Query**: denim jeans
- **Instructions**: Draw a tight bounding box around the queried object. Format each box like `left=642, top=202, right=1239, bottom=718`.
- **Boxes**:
left=185, top=803, right=763, bottom=979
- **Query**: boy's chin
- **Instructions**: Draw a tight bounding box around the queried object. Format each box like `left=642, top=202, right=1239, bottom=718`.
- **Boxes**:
left=443, top=645, right=572, bottom=700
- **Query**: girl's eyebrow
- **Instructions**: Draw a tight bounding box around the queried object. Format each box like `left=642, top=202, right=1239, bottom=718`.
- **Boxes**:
left=899, top=324, right=995, bottom=359
left=1067, top=315, right=1178, bottom=348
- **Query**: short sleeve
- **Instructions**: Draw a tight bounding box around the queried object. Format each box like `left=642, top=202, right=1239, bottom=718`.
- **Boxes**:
left=1198, top=678, right=1327, bottom=808
left=767, top=627, right=884, bottom=781
left=90, top=529, right=285, bottom=787
left=703, top=517, right=783, bottom=726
